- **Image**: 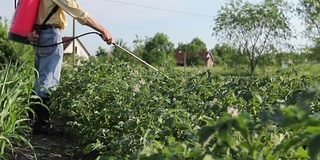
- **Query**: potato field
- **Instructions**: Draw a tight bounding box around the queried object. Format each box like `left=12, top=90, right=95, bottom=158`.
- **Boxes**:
left=1, top=58, right=320, bottom=160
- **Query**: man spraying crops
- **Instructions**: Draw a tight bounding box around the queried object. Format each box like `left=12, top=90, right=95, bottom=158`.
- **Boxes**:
left=27, top=0, right=113, bottom=135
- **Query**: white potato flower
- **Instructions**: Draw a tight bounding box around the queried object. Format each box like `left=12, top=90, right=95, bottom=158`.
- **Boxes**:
left=133, top=84, right=140, bottom=93
left=139, top=79, right=145, bottom=85
left=227, top=107, right=239, bottom=118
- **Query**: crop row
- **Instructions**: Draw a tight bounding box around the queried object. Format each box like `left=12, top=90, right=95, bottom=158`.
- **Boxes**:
left=52, top=59, right=320, bottom=159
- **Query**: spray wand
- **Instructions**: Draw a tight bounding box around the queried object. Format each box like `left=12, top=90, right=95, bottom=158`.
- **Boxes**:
left=111, top=43, right=158, bottom=71
left=30, top=32, right=158, bottom=71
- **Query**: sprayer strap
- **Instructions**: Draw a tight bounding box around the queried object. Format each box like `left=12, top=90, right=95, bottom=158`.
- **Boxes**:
left=42, top=5, right=59, bottom=25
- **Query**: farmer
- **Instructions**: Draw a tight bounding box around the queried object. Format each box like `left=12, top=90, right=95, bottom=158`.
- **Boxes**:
left=27, top=0, right=113, bottom=135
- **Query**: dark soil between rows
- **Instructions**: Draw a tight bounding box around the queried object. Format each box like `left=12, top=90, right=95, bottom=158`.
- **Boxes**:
left=11, top=115, right=98, bottom=160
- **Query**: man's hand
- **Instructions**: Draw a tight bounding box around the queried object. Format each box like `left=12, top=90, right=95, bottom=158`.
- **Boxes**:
left=101, top=31, right=113, bottom=45
left=27, top=30, right=39, bottom=43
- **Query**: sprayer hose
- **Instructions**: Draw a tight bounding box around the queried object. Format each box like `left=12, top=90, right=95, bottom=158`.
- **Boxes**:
left=30, top=31, right=102, bottom=48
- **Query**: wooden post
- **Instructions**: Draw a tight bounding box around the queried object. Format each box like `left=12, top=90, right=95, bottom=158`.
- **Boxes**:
left=184, top=39, right=187, bottom=74
left=72, top=1, right=76, bottom=66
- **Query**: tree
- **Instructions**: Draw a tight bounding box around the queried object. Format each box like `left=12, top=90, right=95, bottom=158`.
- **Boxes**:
left=0, top=17, right=33, bottom=66
left=131, top=35, right=146, bottom=66
left=209, top=48, right=223, bottom=65
left=95, top=46, right=107, bottom=57
left=142, top=32, right=175, bottom=66
left=175, top=37, right=207, bottom=52
left=297, top=0, right=320, bottom=63
left=186, top=52, right=204, bottom=66
left=308, top=38, right=320, bottom=62
left=297, top=0, right=320, bottom=39
left=213, top=0, right=293, bottom=74
left=211, top=43, right=248, bottom=67
left=111, top=39, right=133, bottom=63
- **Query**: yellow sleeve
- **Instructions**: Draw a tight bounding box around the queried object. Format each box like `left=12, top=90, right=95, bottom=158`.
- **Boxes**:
left=53, top=0, right=92, bottom=25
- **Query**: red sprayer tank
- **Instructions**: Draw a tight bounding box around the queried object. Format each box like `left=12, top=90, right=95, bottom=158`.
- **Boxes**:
left=8, top=0, right=40, bottom=44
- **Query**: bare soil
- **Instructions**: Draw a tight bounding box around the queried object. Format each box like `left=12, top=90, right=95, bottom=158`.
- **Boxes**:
left=11, top=115, right=98, bottom=160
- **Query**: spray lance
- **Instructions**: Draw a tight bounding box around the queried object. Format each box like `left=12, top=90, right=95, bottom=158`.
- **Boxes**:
left=111, top=43, right=158, bottom=72
left=7, top=0, right=158, bottom=71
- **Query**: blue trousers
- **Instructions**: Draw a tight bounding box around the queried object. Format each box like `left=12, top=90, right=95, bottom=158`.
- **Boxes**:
left=33, top=27, right=63, bottom=98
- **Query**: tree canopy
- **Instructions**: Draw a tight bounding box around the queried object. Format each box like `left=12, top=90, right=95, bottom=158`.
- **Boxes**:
left=213, top=0, right=293, bottom=74
left=175, top=37, right=207, bottom=52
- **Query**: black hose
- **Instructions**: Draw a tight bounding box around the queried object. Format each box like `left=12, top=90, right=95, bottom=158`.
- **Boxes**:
left=30, top=31, right=102, bottom=48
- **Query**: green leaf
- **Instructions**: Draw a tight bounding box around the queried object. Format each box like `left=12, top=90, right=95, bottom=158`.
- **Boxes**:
left=83, top=143, right=96, bottom=154
left=164, top=117, right=175, bottom=128
left=201, top=116, right=215, bottom=125
left=306, top=126, right=320, bottom=134
left=295, top=146, right=308, bottom=158
left=83, top=140, right=103, bottom=154
left=309, top=134, right=320, bottom=159
left=197, top=126, right=215, bottom=147
left=254, top=92, right=263, bottom=104
left=96, top=155, right=117, bottom=160
left=234, top=112, right=251, bottom=137
left=241, top=91, right=253, bottom=102
left=147, top=154, right=163, bottom=160
left=274, top=135, right=302, bottom=154
left=162, top=147, right=173, bottom=157
left=189, top=150, right=203, bottom=158
left=177, top=122, right=190, bottom=130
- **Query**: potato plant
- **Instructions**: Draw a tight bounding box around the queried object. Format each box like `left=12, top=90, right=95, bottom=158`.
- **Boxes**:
left=52, top=58, right=320, bottom=159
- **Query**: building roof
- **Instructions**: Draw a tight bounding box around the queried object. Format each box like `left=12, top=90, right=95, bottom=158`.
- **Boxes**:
left=62, top=37, right=73, bottom=50
left=62, top=37, right=90, bottom=57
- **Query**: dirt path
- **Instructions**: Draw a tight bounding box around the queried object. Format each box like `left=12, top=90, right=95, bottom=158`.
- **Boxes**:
left=14, top=134, right=75, bottom=160
left=11, top=115, right=97, bottom=160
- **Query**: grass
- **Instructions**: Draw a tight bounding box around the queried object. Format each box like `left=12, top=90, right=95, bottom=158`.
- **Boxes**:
left=173, top=64, right=320, bottom=77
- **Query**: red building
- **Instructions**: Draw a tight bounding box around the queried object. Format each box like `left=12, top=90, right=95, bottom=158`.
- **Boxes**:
left=174, top=51, right=215, bottom=67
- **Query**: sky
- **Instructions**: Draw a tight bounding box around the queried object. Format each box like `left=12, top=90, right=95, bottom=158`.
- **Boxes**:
left=0, top=0, right=309, bottom=55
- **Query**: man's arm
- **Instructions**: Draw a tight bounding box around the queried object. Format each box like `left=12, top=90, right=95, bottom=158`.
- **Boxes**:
left=84, top=17, right=113, bottom=45
left=53, top=0, right=113, bottom=45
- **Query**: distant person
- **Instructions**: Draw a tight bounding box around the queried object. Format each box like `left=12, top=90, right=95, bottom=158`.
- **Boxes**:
left=27, top=0, right=113, bottom=135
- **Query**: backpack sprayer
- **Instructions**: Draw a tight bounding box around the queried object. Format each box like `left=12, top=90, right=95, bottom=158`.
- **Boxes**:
left=7, top=0, right=158, bottom=71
